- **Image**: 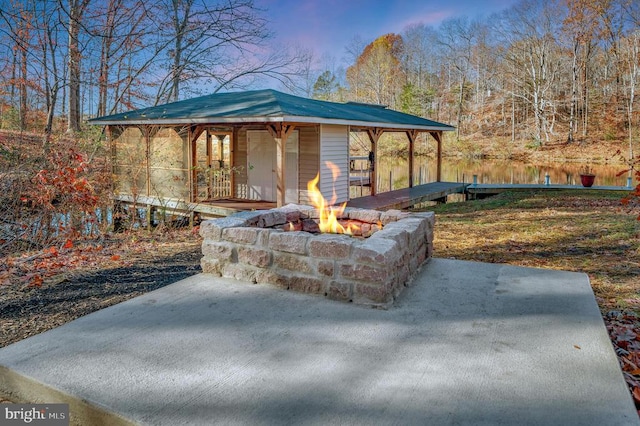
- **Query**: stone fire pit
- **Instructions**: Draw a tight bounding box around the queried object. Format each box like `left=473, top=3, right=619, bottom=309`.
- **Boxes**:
left=200, top=204, right=434, bottom=307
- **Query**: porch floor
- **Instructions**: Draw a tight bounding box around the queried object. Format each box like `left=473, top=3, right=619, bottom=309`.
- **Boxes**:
left=201, top=198, right=277, bottom=212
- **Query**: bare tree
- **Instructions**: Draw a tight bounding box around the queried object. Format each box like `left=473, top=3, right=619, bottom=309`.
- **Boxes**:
left=148, top=0, right=306, bottom=103
left=209, top=44, right=312, bottom=94
left=64, top=0, right=91, bottom=133
left=36, top=1, right=65, bottom=142
left=343, top=35, right=367, bottom=102
left=437, top=17, right=481, bottom=139
left=621, top=31, right=639, bottom=162
left=494, top=0, right=564, bottom=145
left=0, top=2, right=33, bottom=131
left=92, top=0, right=156, bottom=116
left=562, top=0, right=599, bottom=143
left=401, top=23, right=440, bottom=117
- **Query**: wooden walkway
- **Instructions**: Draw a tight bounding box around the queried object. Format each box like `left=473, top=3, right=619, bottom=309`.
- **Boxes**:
left=467, top=183, right=633, bottom=198
left=115, top=183, right=634, bottom=223
left=347, top=182, right=468, bottom=210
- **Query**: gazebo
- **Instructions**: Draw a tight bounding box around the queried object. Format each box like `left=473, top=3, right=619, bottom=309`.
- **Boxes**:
left=89, top=89, right=454, bottom=219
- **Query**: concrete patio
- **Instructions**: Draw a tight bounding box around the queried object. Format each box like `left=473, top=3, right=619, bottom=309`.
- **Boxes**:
left=0, top=258, right=637, bottom=425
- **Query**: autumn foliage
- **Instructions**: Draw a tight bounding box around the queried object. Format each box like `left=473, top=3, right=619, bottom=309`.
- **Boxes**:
left=621, top=174, right=640, bottom=221
left=607, top=311, right=640, bottom=415
left=0, top=131, right=110, bottom=256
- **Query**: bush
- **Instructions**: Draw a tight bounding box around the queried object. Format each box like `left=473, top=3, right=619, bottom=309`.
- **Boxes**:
left=0, top=132, right=110, bottom=255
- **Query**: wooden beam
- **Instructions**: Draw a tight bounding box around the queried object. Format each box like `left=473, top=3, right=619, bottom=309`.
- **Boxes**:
left=190, top=125, right=206, bottom=144
left=406, top=130, right=418, bottom=188
left=189, top=126, right=198, bottom=202
left=106, top=125, right=115, bottom=195
left=216, top=134, right=224, bottom=168
left=206, top=132, right=213, bottom=199
left=230, top=127, right=237, bottom=198
left=267, top=123, right=296, bottom=207
left=430, top=131, right=443, bottom=182
left=186, top=125, right=207, bottom=202
left=366, top=128, right=384, bottom=196
left=144, top=125, right=151, bottom=198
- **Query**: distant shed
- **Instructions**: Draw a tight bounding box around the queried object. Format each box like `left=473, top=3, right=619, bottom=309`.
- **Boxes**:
left=89, top=89, right=454, bottom=218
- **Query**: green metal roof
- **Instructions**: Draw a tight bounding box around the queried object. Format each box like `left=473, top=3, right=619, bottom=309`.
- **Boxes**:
left=89, top=89, right=455, bottom=131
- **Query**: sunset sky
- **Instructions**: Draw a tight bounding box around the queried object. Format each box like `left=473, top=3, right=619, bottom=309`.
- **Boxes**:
left=256, top=0, right=520, bottom=56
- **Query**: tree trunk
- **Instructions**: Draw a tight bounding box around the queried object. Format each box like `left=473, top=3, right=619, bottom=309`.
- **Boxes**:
left=568, top=39, right=578, bottom=143
left=67, top=0, right=89, bottom=133
left=456, top=76, right=464, bottom=139
left=19, top=39, right=27, bottom=131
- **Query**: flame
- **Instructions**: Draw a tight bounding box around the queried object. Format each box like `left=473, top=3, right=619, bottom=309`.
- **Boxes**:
left=307, top=161, right=359, bottom=235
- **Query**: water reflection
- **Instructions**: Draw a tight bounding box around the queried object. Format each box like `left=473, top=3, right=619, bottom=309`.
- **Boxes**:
left=374, top=157, right=635, bottom=192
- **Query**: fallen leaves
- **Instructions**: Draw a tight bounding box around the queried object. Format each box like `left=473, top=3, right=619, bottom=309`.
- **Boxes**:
left=606, top=310, right=640, bottom=414
left=0, top=228, right=202, bottom=291
left=0, top=239, right=123, bottom=289
left=0, top=228, right=202, bottom=350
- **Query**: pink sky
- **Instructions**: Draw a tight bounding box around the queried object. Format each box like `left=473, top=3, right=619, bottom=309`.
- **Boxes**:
left=256, top=0, right=519, bottom=56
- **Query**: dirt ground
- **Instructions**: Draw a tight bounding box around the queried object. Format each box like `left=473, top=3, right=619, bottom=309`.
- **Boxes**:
left=0, top=234, right=202, bottom=348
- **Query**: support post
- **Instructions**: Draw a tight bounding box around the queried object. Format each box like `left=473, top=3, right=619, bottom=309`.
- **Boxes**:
left=146, top=205, right=154, bottom=230
left=230, top=127, right=237, bottom=198
left=267, top=123, right=295, bottom=207
left=144, top=126, right=151, bottom=198
left=188, top=125, right=206, bottom=203
left=407, top=130, right=418, bottom=188
left=366, top=128, right=384, bottom=196
left=430, top=131, right=443, bottom=182
left=113, top=200, right=125, bottom=232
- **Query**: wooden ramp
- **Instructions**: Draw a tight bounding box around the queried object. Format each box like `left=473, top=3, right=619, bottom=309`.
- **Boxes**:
left=347, top=182, right=468, bottom=210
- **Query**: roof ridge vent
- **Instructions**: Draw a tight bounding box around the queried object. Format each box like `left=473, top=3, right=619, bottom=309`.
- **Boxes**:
left=345, top=101, right=388, bottom=109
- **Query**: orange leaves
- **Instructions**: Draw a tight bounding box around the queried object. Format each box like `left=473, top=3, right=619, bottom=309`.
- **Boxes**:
left=20, top=147, right=101, bottom=242
left=618, top=165, right=640, bottom=220
left=606, top=311, right=640, bottom=411
left=1, top=241, right=117, bottom=290
left=28, top=274, right=43, bottom=287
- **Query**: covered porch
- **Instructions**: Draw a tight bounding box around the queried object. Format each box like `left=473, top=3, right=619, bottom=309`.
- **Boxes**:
left=90, top=90, right=455, bottom=222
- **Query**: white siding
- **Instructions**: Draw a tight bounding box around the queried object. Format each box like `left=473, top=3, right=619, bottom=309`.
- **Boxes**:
left=319, top=124, right=349, bottom=204
left=298, top=126, right=319, bottom=205
left=285, top=132, right=299, bottom=203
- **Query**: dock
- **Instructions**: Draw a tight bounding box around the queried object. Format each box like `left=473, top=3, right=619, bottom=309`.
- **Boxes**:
left=114, top=183, right=635, bottom=225
left=347, top=182, right=468, bottom=210
left=467, top=183, right=633, bottom=198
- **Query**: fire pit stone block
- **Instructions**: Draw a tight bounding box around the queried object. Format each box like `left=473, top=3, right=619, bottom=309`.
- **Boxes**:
left=200, top=206, right=435, bottom=308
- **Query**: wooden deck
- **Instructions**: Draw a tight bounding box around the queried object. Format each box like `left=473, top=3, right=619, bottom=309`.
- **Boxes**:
left=113, top=194, right=276, bottom=219
left=114, top=183, right=634, bottom=223
left=346, top=182, right=468, bottom=210
left=467, top=183, right=634, bottom=198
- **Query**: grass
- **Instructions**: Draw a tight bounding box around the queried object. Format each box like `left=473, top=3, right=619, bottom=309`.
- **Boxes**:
left=425, top=190, right=640, bottom=312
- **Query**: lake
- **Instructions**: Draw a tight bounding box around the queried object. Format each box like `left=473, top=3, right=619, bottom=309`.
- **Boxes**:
left=370, top=157, right=636, bottom=192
